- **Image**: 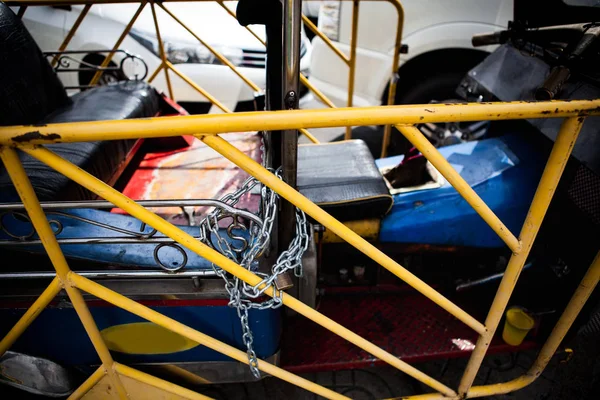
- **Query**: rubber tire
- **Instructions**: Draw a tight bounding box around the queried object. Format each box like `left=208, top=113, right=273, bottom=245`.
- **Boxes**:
left=78, top=54, right=127, bottom=89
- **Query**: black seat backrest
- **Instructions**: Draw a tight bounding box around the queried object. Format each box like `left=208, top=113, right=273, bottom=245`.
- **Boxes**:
left=0, top=3, right=71, bottom=126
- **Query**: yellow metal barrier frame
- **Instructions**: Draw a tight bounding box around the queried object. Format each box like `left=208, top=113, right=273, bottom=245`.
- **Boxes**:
left=18, top=0, right=405, bottom=148
left=0, top=98, right=599, bottom=398
left=3, top=1, right=600, bottom=398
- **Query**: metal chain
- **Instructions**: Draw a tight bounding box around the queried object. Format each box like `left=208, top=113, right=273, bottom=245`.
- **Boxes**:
left=201, top=170, right=310, bottom=379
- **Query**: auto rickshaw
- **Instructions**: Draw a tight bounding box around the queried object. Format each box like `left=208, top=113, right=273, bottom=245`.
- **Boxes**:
left=0, top=0, right=599, bottom=399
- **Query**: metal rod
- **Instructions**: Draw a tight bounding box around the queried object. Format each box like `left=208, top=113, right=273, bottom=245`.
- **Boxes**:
left=344, top=0, right=360, bottom=140
left=216, top=0, right=266, bottom=46
left=148, top=62, right=164, bottom=83
left=458, top=116, right=585, bottom=395
left=71, top=274, right=349, bottom=400
left=24, top=144, right=456, bottom=396
left=0, top=197, right=250, bottom=210
left=114, top=363, right=213, bottom=400
left=68, top=365, right=106, bottom=400
left=158, top=3, right=261, bottom=93
left=0, top=147, right=128, bottom=399
left=167, top=61, right=230, bottom=113
left=0, top=270, right=215, bottom=279
left=456, top=263, right=532, bottom=292
left=467, top=251, right=600, bottom=398
left=280, top=0, right=302, bottom=256
left=300, top=73, right=336, bottom=108
left=150, top=2, right=174, bottom=100
left=397, top=125, right=520, bottom=252
left=301, top=14, right=350, bottom=65
left=4, top=100, right=597, bottom=145
left=89, top=1, right=146, bottom=86
left=52, top=4, right=92, bottom=67
left=0, top=277, right=61, bottom=356
left=381, top=0, right=404, bottom=157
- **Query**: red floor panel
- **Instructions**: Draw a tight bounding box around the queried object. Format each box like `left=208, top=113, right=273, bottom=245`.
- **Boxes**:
left=281, top=291, right=536, bottom=373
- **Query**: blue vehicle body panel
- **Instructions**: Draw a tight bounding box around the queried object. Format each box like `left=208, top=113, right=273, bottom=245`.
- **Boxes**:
left=0, top=303, right=281, bottom=366
left=377, top=135, right=546, bottom=247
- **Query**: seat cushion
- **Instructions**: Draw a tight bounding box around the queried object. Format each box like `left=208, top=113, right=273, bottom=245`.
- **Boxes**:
left=298, top=140, right=393, bottom=222
left=0, top=81, right=162, bottom=202
left=0, top=4, right=71, bottom=126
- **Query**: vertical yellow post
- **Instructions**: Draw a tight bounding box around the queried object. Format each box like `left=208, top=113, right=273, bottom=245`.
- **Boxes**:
left=151, top=2, right=174, bottom=100
left=458, top=116, right=585, bottom=395
left=0, top=277, right=62, bottom=357
left=380, top=0, right=405, bottom=158
left=344, top=0, right=360, bottom=140
left=52, top=4, right=92, bottom=67
left=0, top=147, right=128, bottom=400
left=89, top=2, right=146, bottom=86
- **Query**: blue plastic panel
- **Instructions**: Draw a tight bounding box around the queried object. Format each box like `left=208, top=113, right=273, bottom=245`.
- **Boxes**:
left=0, top=302, right=280, bottom=366
left=376, top=135, right=546, bottom=247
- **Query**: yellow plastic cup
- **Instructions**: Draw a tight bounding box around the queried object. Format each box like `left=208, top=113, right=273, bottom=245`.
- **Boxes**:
left=502, top=307, right=535, bottom=346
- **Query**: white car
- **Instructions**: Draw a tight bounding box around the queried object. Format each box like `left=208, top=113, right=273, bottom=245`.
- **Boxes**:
left=303, top=0, right=512, bottom=108
left=18, top=3, right=312, bottom=113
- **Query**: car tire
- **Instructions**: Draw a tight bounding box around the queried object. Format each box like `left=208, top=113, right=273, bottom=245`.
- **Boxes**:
left=78, top=54, right=127, bottom=89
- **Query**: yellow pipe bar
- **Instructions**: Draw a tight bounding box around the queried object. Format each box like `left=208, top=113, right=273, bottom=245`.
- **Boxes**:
left=114, top=363, right=213, bottom=400
left=0, top=147, right=128, bottom=400
left=381, top=0, right=404, bottom=157
left=158, top=3, right=261, bottom=93
left=298, top=128, right=320, bottom=143
left=467, top=251, right=600, bottom=398
left=151, top=2, right=174, bottom=100
left=344, top=0, right=360, bottom=140
left=52, top=3, right=92, bottom=67
left=68, top=365, right=106, bottom=400
left=0, top=276, right=62, bottom=357
left=300, top=73, right=337, bottom=108
left=89, top=1, right=146, bottom=86
left=166, top=61, right=231, bottom=113
left=458, top=116, right=585, bottom=395
left=201, top=135, right=485, bottom=336
left=24, top=145, right=455, bottom=396
left=71, top=274, right=349, bottom=400
left=397, top=125, right=520, bottom=252
left=5, top=100, right=598, bottom=145
left=147, top=62, right=164, bottom=83
left=155, top=364, right=212, bottom=385
left=301, top=14, right=350, bottom=65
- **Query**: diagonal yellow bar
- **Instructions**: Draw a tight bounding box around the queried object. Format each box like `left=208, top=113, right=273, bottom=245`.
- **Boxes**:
left=396, top=125, right=520, bottom=252
left=0, top=276, right=62, bottom=357
left=52, top=4, right=92, bottom=67
left=151, top=2, right=174, bottom=100
left=70, top=273, right=348, bottom=400
left=114, top=362, right=213, bottom=400
left=302, top=14, right=350, bottom=65
left=21, top=144, right=456, bottom=397
left=200, top=134, right=486, bottom=334
left=89, top=1, right=146, bottom=86
left=3, top=100, right=599, bottom=145
left=0, top=147, right=128, bottom=399
left=158, top=3, right=261, bottom=93
left=68, top=365, right=106, bottom=400
left=458, top=116, right=585, bottom=395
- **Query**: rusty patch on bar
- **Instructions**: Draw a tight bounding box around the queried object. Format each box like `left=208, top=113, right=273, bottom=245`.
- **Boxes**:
left=12, top=131, right=61, bottom=143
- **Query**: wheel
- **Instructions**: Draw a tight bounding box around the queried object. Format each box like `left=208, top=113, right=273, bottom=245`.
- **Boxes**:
left=332, top=51, right=489, bottom=158
left=78, top=54, right=127, bottom=89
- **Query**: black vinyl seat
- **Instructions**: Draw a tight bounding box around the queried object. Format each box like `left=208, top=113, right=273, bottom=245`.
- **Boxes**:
left=298, top=140, right=393, bottom=222
left=0, top=4, right=162, bottom=202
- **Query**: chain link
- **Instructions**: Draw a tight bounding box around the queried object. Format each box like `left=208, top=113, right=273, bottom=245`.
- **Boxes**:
left=200, top=170, right=310, bottom=379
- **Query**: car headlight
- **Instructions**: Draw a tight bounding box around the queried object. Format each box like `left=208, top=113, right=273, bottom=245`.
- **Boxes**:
left=318, top=1, right=341, bottom=41
left=130, top=29, right=243, bottom=66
